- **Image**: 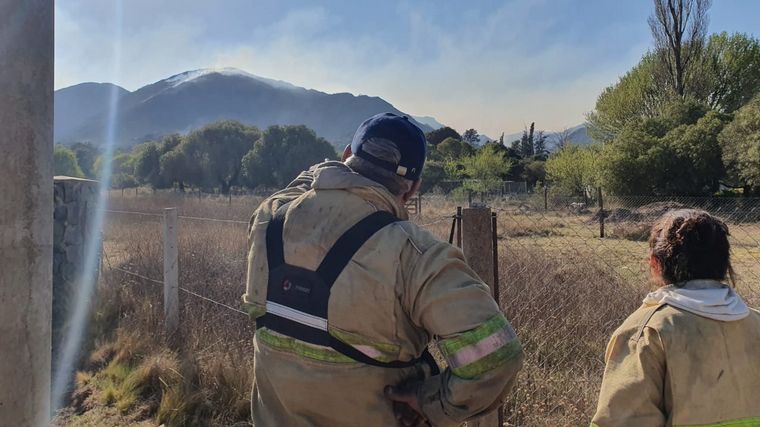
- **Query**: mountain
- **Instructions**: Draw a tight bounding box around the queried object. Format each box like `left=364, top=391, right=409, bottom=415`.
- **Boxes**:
left=500, top=123, right=593, bottom=150
left=549, top=124, right=593, bottom=148
left=412, top=115, right=445, bottom=130
left=54, top=82, right=129, bottom=142
left=54, top=68, right=434, bottom=149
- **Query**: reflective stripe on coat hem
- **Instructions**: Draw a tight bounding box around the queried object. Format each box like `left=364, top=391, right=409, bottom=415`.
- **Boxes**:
left=257, top=328, right=355, bottom=364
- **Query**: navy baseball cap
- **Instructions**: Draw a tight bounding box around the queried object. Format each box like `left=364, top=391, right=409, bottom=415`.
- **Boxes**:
left=351, top=112, right=427, bottom=180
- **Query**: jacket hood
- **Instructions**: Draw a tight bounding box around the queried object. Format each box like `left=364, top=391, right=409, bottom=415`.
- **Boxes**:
left=311, top=162, right=408, bottom=220
left=643, top=280, right=750, bottom=321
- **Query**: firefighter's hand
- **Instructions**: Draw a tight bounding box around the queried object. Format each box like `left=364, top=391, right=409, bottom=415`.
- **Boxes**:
left=385, top=385, right=428, bottom=427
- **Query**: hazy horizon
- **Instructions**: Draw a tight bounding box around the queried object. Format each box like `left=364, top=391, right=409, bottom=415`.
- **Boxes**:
left=55, top=0, right=759, bottom=136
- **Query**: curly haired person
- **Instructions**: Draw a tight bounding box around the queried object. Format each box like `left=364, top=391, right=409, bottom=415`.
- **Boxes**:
left=592, top=209, right=760, bottom=427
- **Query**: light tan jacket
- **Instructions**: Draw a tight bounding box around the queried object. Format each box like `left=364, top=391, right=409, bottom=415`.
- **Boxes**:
left=592, top=283, right=760, bottom=427
left=244, top=162, right=523, bottom=427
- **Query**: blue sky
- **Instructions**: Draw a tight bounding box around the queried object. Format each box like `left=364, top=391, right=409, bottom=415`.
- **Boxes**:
left=55, top=0, right=759, bottom=136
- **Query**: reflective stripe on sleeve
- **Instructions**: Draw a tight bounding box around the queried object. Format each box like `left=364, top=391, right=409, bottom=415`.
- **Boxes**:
left=447, top=326, right=516, bottom=369
left=438, top=313, right=522, bottom=379
left=266, top=301, right=328, bottom=330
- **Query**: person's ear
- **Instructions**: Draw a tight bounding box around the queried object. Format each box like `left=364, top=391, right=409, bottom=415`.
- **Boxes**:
left=402, top=179, right=422, bottom=203
left=341, top=145, right=352, bottom=161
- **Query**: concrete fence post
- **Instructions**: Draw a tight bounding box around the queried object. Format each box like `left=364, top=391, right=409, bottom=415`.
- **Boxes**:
left=461, top=207, right=501, bottom=427
left=0, top=0, right=53, bottom=424
left=163, top=208, right=179, bottom=339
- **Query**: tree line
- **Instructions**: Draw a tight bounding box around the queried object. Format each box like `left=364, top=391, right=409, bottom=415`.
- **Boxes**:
left=422, top=124, right=551, bottom=193
left=56, top=120, right=554, bottom=196
left=54, top=122, right=337, bottom=194
left=548, top=0, right=760, bottom=197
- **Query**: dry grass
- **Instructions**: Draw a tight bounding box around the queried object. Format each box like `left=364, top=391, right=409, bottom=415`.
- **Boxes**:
left=57, top=190, right=760, bottom=426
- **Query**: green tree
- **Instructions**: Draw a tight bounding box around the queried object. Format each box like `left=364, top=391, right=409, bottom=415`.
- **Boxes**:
left=182, top=121, right=260, bottom=193
left=53, top=145, right=85, bottom=178
left=588, top=32, right=760, bottom=142
left=519, top=123, right=535, bottom=157
left=700, top=32, right=760, bottom=113
left=133, top=142, right=162, bottom=188
left=437, top=136, right=475, bottom=159
left=546, top=145, right=600, bottom=196
left=159, top=149, right=191, bottom=192
left=242, top=125, right=336, bottom=188
left=522, top=160, right=546, bottom=188
left=420, top=160, right=448, bottom=192
left=587, top=53, right=665, bottom=141
left=70, top=142, right=99, bottom=178
left=425, top=126, right=461, bottom=145
left=462, top=128, right=480, bottom=146
left=599, top=99, right=728, bottom=195
left=94, top=151, right=137, bottom=189
left=719, top=94, right=760, bottom=194
left=458, top=144, right=513, bottom=192
left=648, top=0, right=710, bottom=97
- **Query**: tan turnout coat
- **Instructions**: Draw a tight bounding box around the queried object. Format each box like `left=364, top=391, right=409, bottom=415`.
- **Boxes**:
left=243, top=162, right=523, bottom=427
left=592, top=302, right=760, bottom=427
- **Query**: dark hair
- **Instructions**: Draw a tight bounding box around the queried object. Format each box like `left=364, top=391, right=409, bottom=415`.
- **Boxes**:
left=648, top=209, right=731, bottom=286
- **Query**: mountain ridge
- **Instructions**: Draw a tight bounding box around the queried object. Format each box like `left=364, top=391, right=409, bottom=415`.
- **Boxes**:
left=55, top=67, right=434, bottom=149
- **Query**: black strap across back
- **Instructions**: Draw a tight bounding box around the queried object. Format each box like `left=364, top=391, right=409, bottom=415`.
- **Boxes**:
left=256, top=202, right=439, bottom=373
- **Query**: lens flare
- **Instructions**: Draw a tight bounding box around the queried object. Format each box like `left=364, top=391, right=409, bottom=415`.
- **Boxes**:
left=51, top=0, right=123, bottom=412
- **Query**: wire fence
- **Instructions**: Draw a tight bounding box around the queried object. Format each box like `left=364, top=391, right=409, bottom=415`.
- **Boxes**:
left=98, top=191, right=760, bottom=426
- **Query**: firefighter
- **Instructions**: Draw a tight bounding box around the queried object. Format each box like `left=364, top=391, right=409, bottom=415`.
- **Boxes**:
left=592, top=209, right=760, bottom=427
left=243, top=112, right=523, bottom=426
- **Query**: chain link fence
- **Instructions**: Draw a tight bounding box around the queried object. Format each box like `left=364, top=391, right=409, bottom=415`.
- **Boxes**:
left=94, top=190, right=760, bottom=426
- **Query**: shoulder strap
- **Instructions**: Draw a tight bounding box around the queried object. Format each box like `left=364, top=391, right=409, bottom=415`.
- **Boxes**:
left=265, top=202, right=291, bottom=271
left=260, top=208, right=440, bottom=373
left=316, top=211, right=399, bottom=287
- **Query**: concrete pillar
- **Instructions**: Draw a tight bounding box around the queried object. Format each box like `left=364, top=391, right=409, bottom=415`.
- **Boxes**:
left=0, top=1, right=54, bottom=425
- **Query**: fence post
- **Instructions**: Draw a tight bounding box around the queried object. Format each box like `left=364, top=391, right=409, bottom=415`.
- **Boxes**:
left=544, top=186, right=548, bottom=211
left=163, top=208, right=179, bottom=340
left=491, top=212, right=500, bottom=305
left=598, top=187, right=605, bottom=238
left=456, top=206, right=462, bottom=248
left=461, top=207, right=500, bottom=427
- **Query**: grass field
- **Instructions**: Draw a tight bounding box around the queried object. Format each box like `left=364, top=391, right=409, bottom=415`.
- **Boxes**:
left=55, top=190, right=760, bottom=426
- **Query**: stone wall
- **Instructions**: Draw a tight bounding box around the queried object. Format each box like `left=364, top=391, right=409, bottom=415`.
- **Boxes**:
left=52, top=176, right=99, bottom=399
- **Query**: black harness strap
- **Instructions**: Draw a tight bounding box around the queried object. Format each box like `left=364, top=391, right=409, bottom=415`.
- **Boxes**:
left=265, top=203, right=290, bottom=273
left=258, top=205, right=439, bottom=373
left=316, top=211, right=398, bottom=287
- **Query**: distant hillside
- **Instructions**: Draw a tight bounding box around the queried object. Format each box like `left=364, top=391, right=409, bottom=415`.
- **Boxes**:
left=502, top=123, right=593, bottom=150
left=54, top=82, right=130, bottom=142
left=55, top=68, right=435, bottom=149
left=412, top=115, right=445, bottom=130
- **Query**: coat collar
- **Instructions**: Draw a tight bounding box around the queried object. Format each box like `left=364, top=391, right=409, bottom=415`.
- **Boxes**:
left=311, top=162, right=408, bottom=220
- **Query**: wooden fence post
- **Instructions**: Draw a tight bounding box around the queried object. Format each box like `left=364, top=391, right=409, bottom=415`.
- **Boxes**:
left=456, top=206, right=462, bottom=248
left=461, top=207, right=501, bottom=427
left=544, top=186, right=548, bottom=211
left=598, top=187, right=605, bottom=238
left=163, top=208, right=179, bottom=339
